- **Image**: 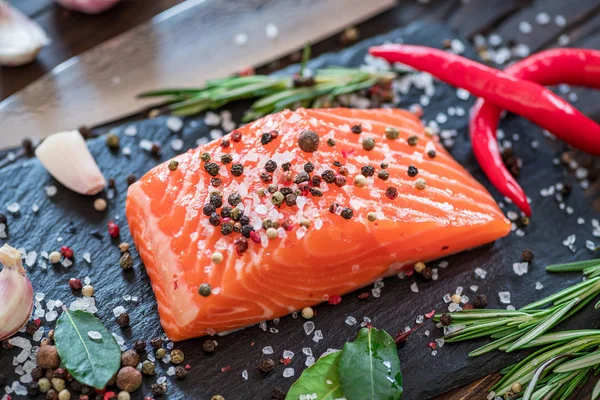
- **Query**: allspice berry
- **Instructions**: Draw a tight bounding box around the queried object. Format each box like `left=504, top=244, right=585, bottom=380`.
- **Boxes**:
left=37, top=345, right=60, bottom=370
left=175, top=366, right=188, bottom=379
left=202, top=339, right=216, bottom=353
left=258, top=358, right=275, bottom=373
left=116, top=366, right=142, bottom=393
left=121, top=350, right=139, bottom=368
left=150, top=337, right=162, bottom=350
left=298, top=130, right=319, bottom=153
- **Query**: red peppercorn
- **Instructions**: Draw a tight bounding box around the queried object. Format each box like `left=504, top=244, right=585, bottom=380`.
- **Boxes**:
left=220, top=365, right=231, bottom=373
left=107, top=221, right=120, bottom=238
left=427, top=342, right=437, bottom=350
left=60, top=246, right=73, bottom=259
left=328, top=295, right=342, bottom=305
left=280, top=357, right=291, bottom=365
left=231, top=130, right=242, bottom=142
left=69, top=278, right=82, bottom=290
left=269, top=130, right=279, bottom=139
left=103, top=392, right=117, bottom=400
left=249, top=231, right=261, bottom=244
left=357, top=292, right=370, bottom=299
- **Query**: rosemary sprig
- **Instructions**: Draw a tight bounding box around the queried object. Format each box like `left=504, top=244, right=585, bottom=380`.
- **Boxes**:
left=137, top=45, right=397, bottom=121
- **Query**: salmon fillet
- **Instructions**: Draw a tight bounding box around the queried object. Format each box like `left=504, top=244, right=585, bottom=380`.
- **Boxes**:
left=126, top=108, right=510, bottom=341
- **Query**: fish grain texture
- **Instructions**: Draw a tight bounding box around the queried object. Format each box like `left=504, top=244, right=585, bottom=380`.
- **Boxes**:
left=126, top=108, right=510, bottom=341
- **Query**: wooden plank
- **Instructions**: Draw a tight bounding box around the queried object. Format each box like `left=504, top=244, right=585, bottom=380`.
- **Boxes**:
left=0, top=0, right=395, bottom=148
left=491, top=0, right=600, bottom=52
left=435, top=374, right=501, bottom=400
left=448, top=0, right=529, bottom=38
left=0, top=0, right=184, bottom=101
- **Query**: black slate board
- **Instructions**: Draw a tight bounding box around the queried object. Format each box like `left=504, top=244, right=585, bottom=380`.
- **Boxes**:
left=1, top=21, right=599, bottom=400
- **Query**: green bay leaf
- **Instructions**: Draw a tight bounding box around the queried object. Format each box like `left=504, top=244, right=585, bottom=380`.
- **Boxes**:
left=55, top=309, right=121, bottom=389
left=339, top=328, right=403, bottom=400
left=286, top=351, right=345, bottom=400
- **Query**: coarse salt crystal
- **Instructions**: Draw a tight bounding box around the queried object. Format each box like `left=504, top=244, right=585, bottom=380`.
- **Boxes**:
left=499, top=291, right=511, bottom=304
left=283, top=350, right=294, bottom=360
left=312, top=330, right=323, bottom=343
left=265, top=23, right=278, bottom=39
left=283, top=368, right=294, bottom=378
left=443, top=293, right=452, bottom=303
left=112, top=306, right=126, bottom=318
left=167, top=116, right=183, bottom=132
left=305, top=356, right=315, bottom=367
left=87, top=331, right=102, bottom=340
left=345, top=316, right=357, bottom=326
left=7, top=202, right=20, bottom=213
left=410, top=282, right=419, bottom=293
left=519, top=21, right=532, bottom=34
left=170, top=138, right=184, bottom=151
left=474, top=268, right=487, bottom=279
left=513, top=262, right=529, bottom=276
left=535, top=282, right=544, bottom=290
left=82, top=252, right=91, bottom=263
left=242, top=369, right=248, bottom=380
left=262, top=346, right=273, bottom=355
left=304, top=321, right=315, bottom=336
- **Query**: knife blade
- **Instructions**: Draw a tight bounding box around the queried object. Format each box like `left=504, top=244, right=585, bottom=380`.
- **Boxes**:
left=0, top=0, right=395, bottom=149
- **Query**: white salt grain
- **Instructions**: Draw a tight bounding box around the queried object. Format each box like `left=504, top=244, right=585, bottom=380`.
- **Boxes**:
left=345, top=316, right=357, bottom=326
left=283, top=368, right=294, bottom=378
left=262, top=346, right=273, bottom=355
left=87, top=331, right=102, bottom=340
left=535, top=282, right=544, bottom=290
left=303, top=321, right=315, bottom=336
left=167, top=116, right=183, bottom=132
left=242, top=369, right=248, bottom=380
left=170, top=138, right=184, bottom=151
left=7, top=202, right=20, bottom=214
left=410, top=282, right=419, bottom=293
left=82, top=252, right=91, bottom=264
left=265, top=23, right=279, bottom=39
left=499, top=291, right=511, bottom=304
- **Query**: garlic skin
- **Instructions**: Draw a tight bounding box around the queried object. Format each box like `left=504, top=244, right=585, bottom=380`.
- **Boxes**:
left=0, top=244, right=34, bottom=341
left=0, top=1, right=50, bottom=66
left=35, top=130, right=106, bottom=195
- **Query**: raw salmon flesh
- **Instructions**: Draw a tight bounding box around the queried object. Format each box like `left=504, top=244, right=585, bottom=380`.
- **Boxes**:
left=126, top=108, right=510, bottom=341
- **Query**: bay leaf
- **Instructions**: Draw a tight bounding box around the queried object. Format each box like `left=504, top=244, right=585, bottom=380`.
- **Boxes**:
left=339, top=327, right=403, bottom=400
left=286, top=351, right=345, bottom=400
left=54, top=309, right=121, bottom=389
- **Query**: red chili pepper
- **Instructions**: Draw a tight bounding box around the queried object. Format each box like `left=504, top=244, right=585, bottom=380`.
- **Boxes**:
left=60, top=246, right=73, bottom=259
left=471, top=49, right=600, bottom=215
left=369, top=45, right=600, bottom=155
left=107, top=220, right=120, bottom=237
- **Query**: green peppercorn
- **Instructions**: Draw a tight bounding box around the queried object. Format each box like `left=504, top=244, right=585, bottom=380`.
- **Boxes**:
left=168, top=160, right=179, bottom=171
left=119, top=252, right=134, bottom=270
left=105, top=133, right=120, bottom=149
left=362, top=137, right=375, bottom=151
left=407, top=135, right=419, bottom=146
left=155, top=348, right=166, bottom=360
left=141, top=360, right=155, bottom=375
left=298, top=130, right=320, bottom=153
left=367, top=212, right=377, bottom=222
left=272, top=192, right=285, bottom=207
left=199, top=283, right=212, bottom=297
left=377, top=170, right=389, bottom=180
left=267, top=184, right=278, bottom=194
left=170, top=349, right=185, bottom=364
left=385, top=127, right=399, bottom=140
left=231, top=208, right=242, bottom=221
left=230, top=163, right=244, bottom=177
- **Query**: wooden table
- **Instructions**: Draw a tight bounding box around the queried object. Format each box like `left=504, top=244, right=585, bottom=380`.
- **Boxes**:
left=3, top=0, right=599, bottom=398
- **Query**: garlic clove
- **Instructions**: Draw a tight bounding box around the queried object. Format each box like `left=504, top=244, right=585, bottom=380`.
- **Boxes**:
left=0, top=244, right=34, bottom=341
left=0, top=1, right=50, bottom=67
left=35, top=130, right=106, bottom=195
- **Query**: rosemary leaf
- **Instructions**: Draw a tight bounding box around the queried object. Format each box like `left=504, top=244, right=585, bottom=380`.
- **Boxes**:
left=592, top=377, right=600, bottom=400
left=520, top=277, right=600, bottom=311
left=554, top=350, right=600, bottom=373
left=546, top=259, right=600, bottom=272
left=520, top=330, right=600, bottom=349
left=522, top=354, right=574, bottom=400
left=507, top=298, right=579, bottom=352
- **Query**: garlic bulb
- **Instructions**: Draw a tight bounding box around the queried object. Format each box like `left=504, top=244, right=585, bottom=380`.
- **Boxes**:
left=0, top=244, right=34, bottom=341
left=0, top=1, right=50, bottom=66
left=35, top=130, right=106, bottom=195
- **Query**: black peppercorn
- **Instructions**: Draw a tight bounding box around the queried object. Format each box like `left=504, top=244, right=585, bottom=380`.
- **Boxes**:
left=298, top=130, right=320, bottom=153
left=204, top=162, right=220, bottom=176
left=230, top=163, right=244, bottom=177
left=221, top=139, right=230, bottom=148
left=272, top=387, right=287, bottom=400
left=200, top=153, right=210, bottom=162
left=285, top=194, right=297, bottom=206
left=241, top=225, right=253, bottom=238
left=27, top=382, right=39, bottom=396
left=340, top=207, right=353, bottom=219
left=361, top=165, right=375, bottom=177
left=294, top=172, right=310, bottom=184
left=333, top=161, right=343, bottom=168
left=385, top=186, right=398, bottom=200
left=264, top=160, right=277, bottom=173
left=209, top=213, right=221, bottom=226
left=203, top=204, right=216, bottom=216
left=282, top=162, right=291, bottom=171
left=233, top=222, right=242, bottom=232
left=335, top=176, right=347, bottom=187
left=259, top=358, right=275, bottom=373
left=351, top=124, right=362, bottom=134
left=31, top=366, right=44, bottom=380
left=309, top=187, right=323, bottom=197
left=329, top=202, right=340, bottom=213
left=421, top=267, right=433, bottom=280
left=120, top=252, right=134, bottom=270
left=427, top=150, right=437, bottom=159
left=261, top=132, right=273, bottom=145
left=0, top=214, right=6, bottom=225
left=228, top=193, right=242, bottom=207
left=311, top=176, right=322, bottom=187
left=260, top=172, right=273, bottom=183
left=377, top=170, right=389, bottom=180
left=117, top=312, right=130, bottom=327
left=221, top=223, right=234, bottom=235
left=26, top=321, right=37, bottom=335
left=210, top=194, right=223, bottom=209
left=221, top=206, right=232, bottom=219
left=304, top=162, right=314, bottom=173
left=407, top=165, right=419, bottom=177
left=327, top=138, right=336, bottom=147
left=202, top=339, right=216, bottom=353
left=45, top=388, right=58, bottom=400
left=380, top=162, right=389, bottom=169
left=221, top=154, right=233, bottom=164
left=151, top=143, right=161, bottom=156
left=440, top=313, right=452, bottom=326
left=133, top=340, right=146, bottom=353
left=240, top=215, right=250, bottom=226
left=22, top=138, right=34, bottom=156
left=234, top=237, right=248, bottom=254
left=321, top=170, right=336, bottom=183
left=280, top=187, right=293, bottom=196
left=473, top=294, right=488, bottom=309
left=210, top=178, right=222, bottom=187
left=126, top=174, right=137, bottom=185
left=521, top=249, right=534, bottom=263
left=150, top=337, right=162, bottom=349
left=175, top=366, right=188, bottom=379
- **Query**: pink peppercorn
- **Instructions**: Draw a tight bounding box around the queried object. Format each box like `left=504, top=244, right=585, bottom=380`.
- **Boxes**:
left=60, top=246, right=73, bottom=259
left=328, top=295, right=342, bottom=305
left=107, top=221, right=120, bottom=237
